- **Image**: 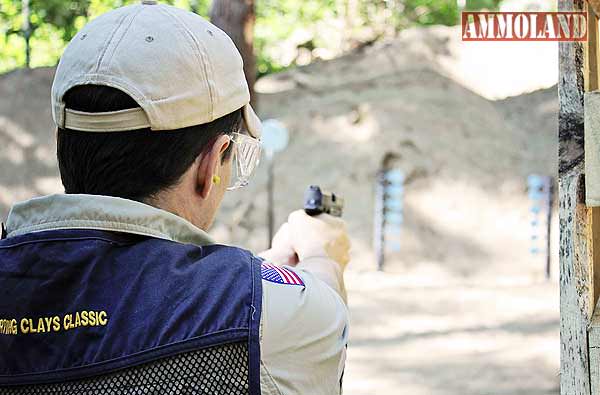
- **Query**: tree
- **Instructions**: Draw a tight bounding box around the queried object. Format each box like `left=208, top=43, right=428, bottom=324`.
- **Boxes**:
left=22, top=0, right=31, bottom=67
left=1, top=0, right=91, bottom=71
left=210, top=0, right=257, bottom=107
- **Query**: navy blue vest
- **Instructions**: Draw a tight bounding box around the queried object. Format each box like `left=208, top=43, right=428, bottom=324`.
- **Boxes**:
left=0, top=229, right=262, bottom=393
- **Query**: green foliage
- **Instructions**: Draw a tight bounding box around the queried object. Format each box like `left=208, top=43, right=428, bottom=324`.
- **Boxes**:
left=0, top=0, right=210, bottom=73
left=254, top=0, right=461, bottom=77
left=0, top=0, right=23, bottom=70
left=31, top=0, right=89, bottom=41
left=465, top=0, right=503, bottom=11
left=368, top=0, right=459, bottom=30
left=255, top=0, right=338, bottom=76
left=0, top=0, right=502, bottom=76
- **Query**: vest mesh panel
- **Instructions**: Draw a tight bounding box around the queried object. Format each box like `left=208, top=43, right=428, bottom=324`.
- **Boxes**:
left=0, top=342, right=249, bottom=395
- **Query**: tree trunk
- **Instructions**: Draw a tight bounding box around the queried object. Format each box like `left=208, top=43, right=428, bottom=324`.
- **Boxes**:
left=22, top=0, right=31, bottom=68
left=210, top=0, right=256, bottom=108
left=190, top=0, right=200, bottom=14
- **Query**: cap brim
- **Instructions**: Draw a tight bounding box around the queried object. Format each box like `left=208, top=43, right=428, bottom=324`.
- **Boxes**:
left=243, top=104, right=262, bottom=139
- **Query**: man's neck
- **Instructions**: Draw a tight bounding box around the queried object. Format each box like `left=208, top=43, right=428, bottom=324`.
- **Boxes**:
left=146, top=191, right=210, bottom=231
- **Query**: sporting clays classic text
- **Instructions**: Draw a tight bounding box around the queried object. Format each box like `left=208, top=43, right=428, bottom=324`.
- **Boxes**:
left=0, top=311, right=108, bottom=335
left=462, top=12, right=587, bottom=41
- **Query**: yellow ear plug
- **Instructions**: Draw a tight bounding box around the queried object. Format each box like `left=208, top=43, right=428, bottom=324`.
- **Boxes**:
left=212, top=175, right=221, bottom=185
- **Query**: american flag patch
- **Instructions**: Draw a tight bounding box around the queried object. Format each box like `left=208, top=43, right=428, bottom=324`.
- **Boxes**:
left=261, top=263, right=305, bottom=286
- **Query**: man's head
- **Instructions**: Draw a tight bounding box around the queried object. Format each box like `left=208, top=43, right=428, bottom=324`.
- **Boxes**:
left=51, top=2, right=262, bottom=230
left=57, top=85, right=240, bottom=229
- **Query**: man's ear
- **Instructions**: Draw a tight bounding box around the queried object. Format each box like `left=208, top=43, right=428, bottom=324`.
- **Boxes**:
left=196, top=135, right=231, bottom=199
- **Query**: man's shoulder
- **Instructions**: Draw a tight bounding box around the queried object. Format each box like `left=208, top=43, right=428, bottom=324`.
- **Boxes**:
left=259, top=264, right=348, bottom=395
left=1, top=228, right=260, bottom=281
left=260, top=264, right=348, bottom=341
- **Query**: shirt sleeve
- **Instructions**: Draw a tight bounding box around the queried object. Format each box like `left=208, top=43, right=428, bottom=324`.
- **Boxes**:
left=260, top=262, right=349, bottom=395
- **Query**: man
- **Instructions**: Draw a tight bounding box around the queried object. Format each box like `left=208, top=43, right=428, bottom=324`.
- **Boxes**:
left=0, top=2, right=350, bottom=395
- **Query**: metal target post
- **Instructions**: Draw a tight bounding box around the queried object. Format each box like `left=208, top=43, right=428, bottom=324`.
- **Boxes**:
left=543, top=176, right=554, bottom=279
left=527, top=174, right=554, bottom=280
left=528, top=175, right=543, bottom=256
left=374, top=168, right=405, bottom=271
left=261, top=119, right=289, bottom=248
left=267, top=156, right=275, bottom=246
left=374, top=172, right=385, bottom=270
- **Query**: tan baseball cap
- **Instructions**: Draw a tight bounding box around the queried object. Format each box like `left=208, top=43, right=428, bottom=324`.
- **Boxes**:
left=51, top=0, right=261, bottom=138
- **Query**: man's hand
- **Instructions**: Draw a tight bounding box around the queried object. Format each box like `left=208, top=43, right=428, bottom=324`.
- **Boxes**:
left=260, top=210, right=351, bottom=268
left=259, top=210, right=350, bottom=302
left=258, top=223, right=298, bottom=266
left=287, top=210, right=351, bottom=269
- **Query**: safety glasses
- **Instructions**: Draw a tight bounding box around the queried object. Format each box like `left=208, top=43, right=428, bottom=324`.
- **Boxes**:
left=227, top=132, right=262, bottom=191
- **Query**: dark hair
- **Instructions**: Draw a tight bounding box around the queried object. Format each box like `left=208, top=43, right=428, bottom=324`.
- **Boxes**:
left=57, top=85, right=241, bottom=202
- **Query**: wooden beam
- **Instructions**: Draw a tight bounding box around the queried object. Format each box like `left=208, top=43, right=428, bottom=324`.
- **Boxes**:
left=587, top=6, right=600, bottom=319
left=559, top=0, right=589, bottom=392
left=588, top=207, right=600, bottom=317
left=589, top=297, right=600, bottom=394
left=561, top=175, right=591, bottom=395
left=586, top=7, right=600, bottom=394
left=585, top=4, right=600, bottom=92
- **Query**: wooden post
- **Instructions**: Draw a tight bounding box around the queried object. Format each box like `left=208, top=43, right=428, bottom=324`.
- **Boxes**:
left=559, top=0, right=592, bottom=392
left=560, top=174, right=591, bottom=395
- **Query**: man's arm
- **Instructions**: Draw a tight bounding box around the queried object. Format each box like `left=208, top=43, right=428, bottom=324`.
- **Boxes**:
left=259, top=262, right=349, bottom=395
left=259, top=210, right=350, bottom=302
left=258, top=210, right=351, bottom=394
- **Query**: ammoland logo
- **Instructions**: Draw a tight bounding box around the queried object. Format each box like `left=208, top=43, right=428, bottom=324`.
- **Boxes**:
left=462, top=12, right=587, bottom=41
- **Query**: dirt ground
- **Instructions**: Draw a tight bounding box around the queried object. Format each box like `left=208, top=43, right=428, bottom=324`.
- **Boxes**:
left=344, top=274, right=558, bottom=395
left=0, top=26, right=559, bottom=394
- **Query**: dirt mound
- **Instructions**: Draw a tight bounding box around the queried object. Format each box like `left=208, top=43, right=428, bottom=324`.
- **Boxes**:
left=219, top=27, right=558, bottom=279
left=0, top=67, right=61, bottom=216
left=0, top=27, right=557, bottom=280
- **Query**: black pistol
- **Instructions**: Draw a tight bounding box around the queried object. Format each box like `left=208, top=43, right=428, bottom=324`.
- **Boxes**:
left=303, top=185, right=344, bottom=217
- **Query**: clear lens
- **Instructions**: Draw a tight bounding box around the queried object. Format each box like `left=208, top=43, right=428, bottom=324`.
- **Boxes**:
left=227, top=133, right=261, bottom=191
